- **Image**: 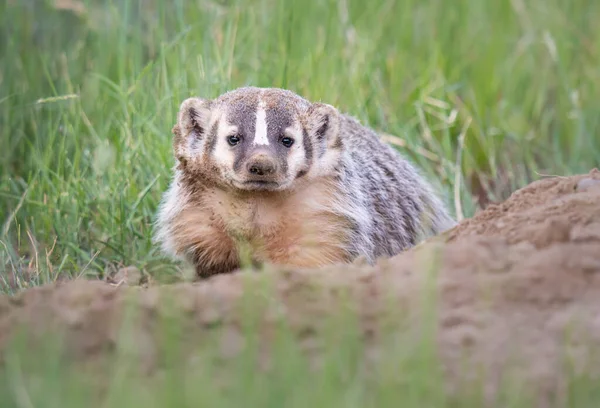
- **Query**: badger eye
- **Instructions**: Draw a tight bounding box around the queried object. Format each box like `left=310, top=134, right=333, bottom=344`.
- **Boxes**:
left=227, top=135, right=241, bottom=146
left=281, top=137, right=294, bottom=148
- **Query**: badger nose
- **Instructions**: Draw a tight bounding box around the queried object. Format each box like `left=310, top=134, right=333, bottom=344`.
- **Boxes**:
left=247, top=157, right=277, bottom=176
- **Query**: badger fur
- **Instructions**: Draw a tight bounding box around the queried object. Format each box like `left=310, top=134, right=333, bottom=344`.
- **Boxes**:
left=154, top=87, right=456, bottom=278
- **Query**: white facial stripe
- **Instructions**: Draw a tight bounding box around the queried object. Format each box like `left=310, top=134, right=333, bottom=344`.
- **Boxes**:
left=253, top=98, right=269, bottom=146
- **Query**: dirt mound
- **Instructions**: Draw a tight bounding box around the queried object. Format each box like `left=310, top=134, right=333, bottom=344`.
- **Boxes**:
left=1, top=169, right=600, bottom=406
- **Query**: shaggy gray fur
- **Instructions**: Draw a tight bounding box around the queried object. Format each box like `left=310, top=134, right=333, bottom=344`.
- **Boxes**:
left=332, top=113, right=456, bottom=260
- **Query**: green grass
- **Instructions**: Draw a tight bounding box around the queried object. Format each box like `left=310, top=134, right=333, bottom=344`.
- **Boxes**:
left=1, top=0, right=600, bottom=405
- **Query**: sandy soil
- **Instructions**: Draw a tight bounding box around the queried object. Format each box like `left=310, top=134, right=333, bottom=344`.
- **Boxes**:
left=1, top=169, right=600, bottom=406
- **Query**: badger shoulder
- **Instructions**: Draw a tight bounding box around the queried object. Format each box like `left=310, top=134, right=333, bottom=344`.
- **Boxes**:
left=334, top=112, right=456, bottom=256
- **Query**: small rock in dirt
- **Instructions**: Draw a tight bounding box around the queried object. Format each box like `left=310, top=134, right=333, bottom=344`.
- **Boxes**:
left=576, top=177, right=600, bottom=192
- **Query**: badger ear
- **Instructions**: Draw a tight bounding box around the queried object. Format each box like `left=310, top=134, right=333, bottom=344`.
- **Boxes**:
left=306, top=103, right=341, bottom=149
left=173, top=97, right=212, bottom=162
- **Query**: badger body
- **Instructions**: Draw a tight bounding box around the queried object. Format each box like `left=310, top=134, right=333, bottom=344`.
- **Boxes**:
left=154, top=87, right=456, bottom=277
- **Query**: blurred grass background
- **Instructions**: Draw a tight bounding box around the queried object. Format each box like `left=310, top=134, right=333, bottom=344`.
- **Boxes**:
left=1, top=0, right=600, bottom=288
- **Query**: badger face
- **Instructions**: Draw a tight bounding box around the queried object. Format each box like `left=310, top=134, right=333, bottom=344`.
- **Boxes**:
left=173, top=87, right=343, bottom=192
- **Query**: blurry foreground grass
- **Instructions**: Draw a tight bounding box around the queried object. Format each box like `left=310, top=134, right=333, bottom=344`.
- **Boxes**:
left=1, top=0, right=600, bottom=286
left=1, top=271, right=599, bottom=408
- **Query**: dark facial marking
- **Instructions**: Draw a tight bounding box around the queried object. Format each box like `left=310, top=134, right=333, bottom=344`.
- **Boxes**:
left=266, top=106, right=293, bottom=139
left=233, top=143, right=248, bottom=174
left=265, top=106, right=294, bottom=175
left=227, top=99, right=258, bottom=138
left=302, top=128, right=313, bottom=168
left=224, top=98, right=260, bottom=175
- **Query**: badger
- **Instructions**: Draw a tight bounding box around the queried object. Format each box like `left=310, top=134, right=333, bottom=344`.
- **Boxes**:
left=154, top=87, right=456, bottom=278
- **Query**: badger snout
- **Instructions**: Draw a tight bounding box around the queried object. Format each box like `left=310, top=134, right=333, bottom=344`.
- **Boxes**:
left=233, top=148, right=285, bottom=191
left=246, top=154, right=278, bottom=178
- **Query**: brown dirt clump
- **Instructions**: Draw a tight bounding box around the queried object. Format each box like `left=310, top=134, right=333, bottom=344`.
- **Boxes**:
left=448, top=168, right=600, bottom=247
left=1, top=169, right=600, bottom=406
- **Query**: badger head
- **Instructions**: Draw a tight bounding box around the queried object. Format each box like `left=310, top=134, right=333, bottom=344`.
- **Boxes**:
left=172, top=87, right=343, bottom=192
